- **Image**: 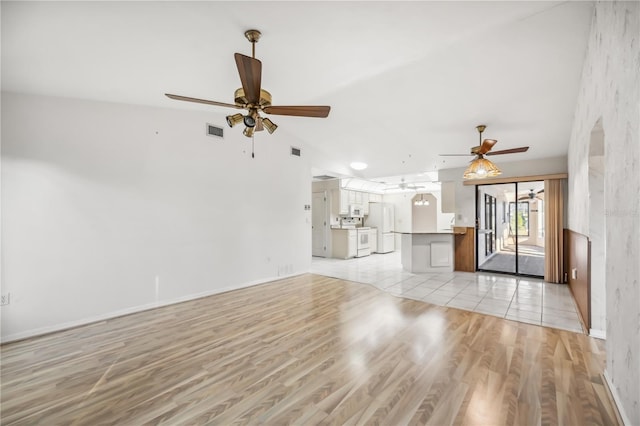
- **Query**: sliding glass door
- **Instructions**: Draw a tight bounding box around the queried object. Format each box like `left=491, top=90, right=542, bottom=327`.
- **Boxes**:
left=476, top=181, right=545, bottom=277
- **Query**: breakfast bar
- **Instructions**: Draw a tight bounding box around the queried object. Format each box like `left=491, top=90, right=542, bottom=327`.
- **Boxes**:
left=396, top=230, right=468, bottom=273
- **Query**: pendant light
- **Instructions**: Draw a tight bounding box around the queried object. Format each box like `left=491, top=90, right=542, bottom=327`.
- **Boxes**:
left=414, top=194, right=430, bottom=206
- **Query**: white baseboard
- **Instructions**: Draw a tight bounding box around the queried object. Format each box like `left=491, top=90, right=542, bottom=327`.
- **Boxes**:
left=589, top=328, right=606, bottom=339
left=603, top=369, right=632, bottom=426
left=0, top=271, right=305, bottom=344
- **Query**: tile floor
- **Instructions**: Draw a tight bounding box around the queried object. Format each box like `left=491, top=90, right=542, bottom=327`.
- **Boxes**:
left=310, top=252, right=585, bottom=333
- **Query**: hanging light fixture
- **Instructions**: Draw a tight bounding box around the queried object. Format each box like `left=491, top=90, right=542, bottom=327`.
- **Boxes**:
left=463, top=155, right=502, bottom=179
left=414, top=194, right=430, bottom=206
left=463, top=125, right=501, bottom=179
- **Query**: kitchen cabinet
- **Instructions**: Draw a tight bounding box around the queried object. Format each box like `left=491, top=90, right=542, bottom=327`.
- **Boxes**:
left=454, top=227, right=475, bottom=272
left=330, top=189, right=349, bottom=219
left=340, top=190, right=349, bottom=214
left=331, top=229, right=357, bottom=259
left=369, top=193, right=382, bottom=203
left=331, top=189, right=379, bottom=218
left=362, top=192, right=370, bottom=215
left=349, top=191, right=364, bottom=205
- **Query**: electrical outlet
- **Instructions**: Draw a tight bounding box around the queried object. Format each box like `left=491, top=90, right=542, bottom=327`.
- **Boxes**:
left=1, top=293, right=10, bottom=306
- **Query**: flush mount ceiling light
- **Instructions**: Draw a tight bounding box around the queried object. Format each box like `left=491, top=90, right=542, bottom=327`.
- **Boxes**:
left=350, top=162, right=368, bottom=171
left=414, top=194, right=430, bottom=206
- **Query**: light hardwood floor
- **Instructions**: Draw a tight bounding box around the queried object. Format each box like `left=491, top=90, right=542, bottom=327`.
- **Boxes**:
left=1, top=274, right=619, bottom=425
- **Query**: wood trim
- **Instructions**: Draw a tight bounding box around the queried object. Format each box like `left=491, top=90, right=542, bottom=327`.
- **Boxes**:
left=462, top=173, right=568, bottom=186
left=564, top=228, right=591, bottom=330
left=454, top=227, right=475, bottom=272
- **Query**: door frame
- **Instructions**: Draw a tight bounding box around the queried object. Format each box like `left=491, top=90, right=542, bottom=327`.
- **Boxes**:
left=312, top=191, right=328, bottom=257
left=475, top=181, right=544, bottom=278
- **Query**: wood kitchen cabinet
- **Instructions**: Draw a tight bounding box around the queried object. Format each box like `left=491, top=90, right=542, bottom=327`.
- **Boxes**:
left=454, top=227, right=475, bottom=272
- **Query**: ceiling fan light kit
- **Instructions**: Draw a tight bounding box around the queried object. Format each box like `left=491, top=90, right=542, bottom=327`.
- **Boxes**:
left=226, top=113, right=244, bottom=127
left=440, top=124, right=529, bottom=179
left=463, top=124, right=502, bottom=179
left=463, top=155, right=502, bottom=179
left=165, top=29, right=330, bottom=139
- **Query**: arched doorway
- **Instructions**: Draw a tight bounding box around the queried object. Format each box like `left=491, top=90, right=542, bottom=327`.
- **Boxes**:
left=588, top=118, right=606, bottom=337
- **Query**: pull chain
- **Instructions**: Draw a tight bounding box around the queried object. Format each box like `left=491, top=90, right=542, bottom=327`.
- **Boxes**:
left=252, top=135, right=255, bottom=158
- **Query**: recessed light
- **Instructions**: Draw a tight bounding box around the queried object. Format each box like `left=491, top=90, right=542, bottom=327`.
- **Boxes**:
left=350, top=161, right=368, bottom=171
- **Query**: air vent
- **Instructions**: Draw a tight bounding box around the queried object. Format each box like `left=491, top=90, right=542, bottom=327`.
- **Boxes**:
left=313, top=175, right=336, bottom=180
left=290, top=146, right=301, bottom=157
left=206, top=123, right=224, bottom=138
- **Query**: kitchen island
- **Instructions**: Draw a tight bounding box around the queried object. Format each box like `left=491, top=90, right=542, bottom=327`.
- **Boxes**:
left=396, top=230, right=468, bottom=273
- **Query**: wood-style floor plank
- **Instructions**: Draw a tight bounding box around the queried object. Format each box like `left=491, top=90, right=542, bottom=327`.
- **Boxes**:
left=0, top=274, right=619, bottom=425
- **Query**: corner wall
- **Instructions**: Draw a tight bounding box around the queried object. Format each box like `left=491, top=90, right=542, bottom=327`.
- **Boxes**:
left=566, top=2, right=640, bottom=423
left=1, top=92, right=312, bottom=342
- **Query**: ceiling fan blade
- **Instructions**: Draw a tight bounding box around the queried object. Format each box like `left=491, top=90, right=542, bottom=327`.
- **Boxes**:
left=165, top=93, right=242, bottom=109
left=538, top=189, right=544, bottom=194
left=438, top=153, right=474, bottom=157
left=263, top=105, right=331, bottom=118
left=477, top=139, right=498, bottom=155
left=486, top=146, right=529, bottom=156
left=234, top=53, right=262, bottom=105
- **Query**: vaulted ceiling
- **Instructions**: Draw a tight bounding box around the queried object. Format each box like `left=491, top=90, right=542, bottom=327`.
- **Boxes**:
left=1, top=1, right=593, bottom=184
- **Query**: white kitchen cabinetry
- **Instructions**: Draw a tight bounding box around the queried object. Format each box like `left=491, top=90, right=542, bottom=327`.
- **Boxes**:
left=331, top=229, right=357, bottom=259
left=331, top=189, right=380, bottom=218
left=362, top=192, right=370, bottom=215
left=369, top=193, right=382, bottom=203
left=330, top=189, right=349, bottom=219
left=340, top=190, right=349, bottom=214
left=349, top=191, right=364, bottom=205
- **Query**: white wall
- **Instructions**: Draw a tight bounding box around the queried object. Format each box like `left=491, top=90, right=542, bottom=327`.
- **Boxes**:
left=411, top=193, right=437, bottom=233
left=383, top=191, right=453, bottom=248
left=566, top=2, right=640, bottom=424
left=1, top=92, right=312, bottom=342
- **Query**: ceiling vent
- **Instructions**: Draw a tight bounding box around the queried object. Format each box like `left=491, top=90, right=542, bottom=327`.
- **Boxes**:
left=206, top=123, right=224, bottom=138
left=290, top=146, right=301, bottom=157
left=313, top=175, right=336, bottom=180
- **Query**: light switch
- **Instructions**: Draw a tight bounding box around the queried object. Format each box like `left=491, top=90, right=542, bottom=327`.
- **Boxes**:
left=571, top=268, right=578, bottom=279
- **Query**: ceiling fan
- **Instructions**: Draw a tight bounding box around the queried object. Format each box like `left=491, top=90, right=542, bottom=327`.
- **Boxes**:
left=518, top=188, right=544, bottom=201
left=388, top=178, right=425, bottom=191
left=439, top=125, right=530, bottom=158
left=165, top=29, right=331, bottom=138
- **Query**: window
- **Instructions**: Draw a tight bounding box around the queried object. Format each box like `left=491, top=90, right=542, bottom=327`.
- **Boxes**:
left=509, top=202, right=529, bottom=237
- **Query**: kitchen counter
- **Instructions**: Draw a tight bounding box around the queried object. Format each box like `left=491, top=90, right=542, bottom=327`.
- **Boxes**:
left=398, top=232, right=456, bottom=273
left=394, top=229, right=467, bottom=235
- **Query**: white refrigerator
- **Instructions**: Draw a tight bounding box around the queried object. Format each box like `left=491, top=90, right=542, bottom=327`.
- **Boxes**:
left=367, top=202, right=395, bottom=253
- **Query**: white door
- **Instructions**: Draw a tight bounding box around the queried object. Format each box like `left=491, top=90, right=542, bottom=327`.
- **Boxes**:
left=312, top=191, right=327, bottom=257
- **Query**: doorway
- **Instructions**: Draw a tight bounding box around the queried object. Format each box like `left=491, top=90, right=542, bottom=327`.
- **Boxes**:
left=312, top=191, right=328, bottom=257
left=476, top=181, right=545, bottom=277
